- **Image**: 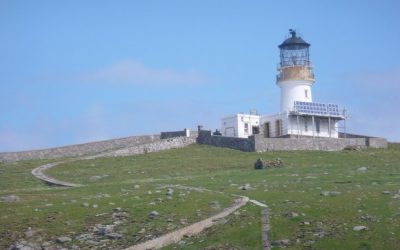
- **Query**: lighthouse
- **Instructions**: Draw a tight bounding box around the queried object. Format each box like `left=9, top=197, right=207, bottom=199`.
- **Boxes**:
left=221, top=29, right=346, bottom=139
left=277, top=29, right=314, bottom=112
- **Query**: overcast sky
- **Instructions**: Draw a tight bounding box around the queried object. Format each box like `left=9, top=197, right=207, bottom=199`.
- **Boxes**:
left=1, top=0, right=399, bottom=152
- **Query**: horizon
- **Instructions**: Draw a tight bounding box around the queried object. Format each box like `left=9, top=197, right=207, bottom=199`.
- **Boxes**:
left=1, top=0, right=399, bottom=152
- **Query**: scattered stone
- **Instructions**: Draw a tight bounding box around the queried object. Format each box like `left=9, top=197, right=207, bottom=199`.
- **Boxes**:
left=166, top=188, right=174, bottom=196
left=86, top=240, right=100, bottom=245
left=95, top=224, right=115, bottom=236
left=353, top=225, right=368, bottom=231
left=180, top=218, right=188, bottom=225
left=240, top=184, right=251, bottom=190
left=148, top=211, right=159, bottom=219
left=134, top=184, right=140, bottom=189
left=82, top=202, right=89, bottom=208
left=271, top=239, right=290, bottom=247
left=392, top=194, right=400, bottom=199
left=300, top=221, right=310, bottom=226
left=106, top=232, right=123, bottom=240
left=285, top=211, right=299, bottom=218
left=254, top=158, right=283, bottom=169
left=320, top=191, right=341, bottom=196
left=360, top=214, right=377, bottom=222
left=1, top=195, right=20, bottom=202
left=56, top=236, right=72, bottom=243
left=92, top=204, right=98, bottom=208
left=357, top=167, right=368, bottom=172
left=209, top=201, right=220, bottom=209
left=382, top=191, right=391, bottom=195
left=76, top=233, right=94, bottom=242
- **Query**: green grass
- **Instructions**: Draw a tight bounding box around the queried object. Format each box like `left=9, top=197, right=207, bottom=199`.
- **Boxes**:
left=1, top=144, right=400, bottom=249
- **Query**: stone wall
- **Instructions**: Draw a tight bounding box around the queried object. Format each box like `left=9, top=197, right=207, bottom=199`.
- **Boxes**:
left=196, top=130, right=387, bottom=152
left=96, top=137, right=196, bottom=158
left=196, top=130, right=255, bottom=152
left=161, top=129, right=198, bottom=139
left=0, top=134, right=160, bottom=163
left=367, top=137, right=388, bottom=148
left=254, top=135, right=368, bottom=151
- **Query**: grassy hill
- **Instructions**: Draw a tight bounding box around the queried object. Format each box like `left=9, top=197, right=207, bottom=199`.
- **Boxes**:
left=1, top=144, right=400, bottom=249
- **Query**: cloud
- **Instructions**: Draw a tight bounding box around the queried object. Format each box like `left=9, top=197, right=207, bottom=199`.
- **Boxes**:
left=78, top=60, right=211, bottom=86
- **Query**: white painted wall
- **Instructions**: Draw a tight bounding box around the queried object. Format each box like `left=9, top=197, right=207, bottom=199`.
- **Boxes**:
left=278, top=80, right=313, bottom=112
left=261, top=113, right=340, bottom=138
left=221, top=114, right=260, bottom=138
left=260, top=113, right=289, bottom=137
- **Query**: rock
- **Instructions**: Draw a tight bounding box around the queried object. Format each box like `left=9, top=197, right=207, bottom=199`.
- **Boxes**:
left=106, top=233, right=123, bottom=240
left=1, top=195, right=20, bottom=202
left=382, top=191, right=391, bottom=195
left=180, top=218, right=188, bottom=225
left=92, top=204, right=98, bottom=208
left=285, top=211, right=299, bottom=218
left=254, top=158, right=283, bottom=169
left=96, top=224, right=115, bottom=236
left=392, top=194, right=400, bottom=199
left=353, top=225, right=368, bottom=231
left=209, top=201, right=220, bottom=209
left=320, top=191, right=341, bottom=196
left=148, top=211, right=159, bottom=219
left=166, top=188, right=174, bottom=196
left=272, top=239, right=290, bottom=247
left=112, top=211, right=129, bottom=220
left=82, top=202, right=89, bottom=207
left=56, top=236, right=72, bottom=243
left=134, top=184, right=140, bottom=189
left=86, top=240, right=100, bottom=245
left=357, top=167, right=368, bottom=171
left=76, top=233, right=94, bottom=242
left=240, top=184, right=251, bottom=190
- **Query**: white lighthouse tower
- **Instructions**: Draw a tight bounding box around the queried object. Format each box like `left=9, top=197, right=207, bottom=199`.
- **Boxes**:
left=221, top=29, right=346, bottom=139
left=277, top=29, right=315, bottom=112
left=260, top=29, right=346, bottom=138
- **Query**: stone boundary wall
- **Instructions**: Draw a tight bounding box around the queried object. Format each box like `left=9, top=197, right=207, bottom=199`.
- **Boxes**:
left=161, top=129, right=198, bottom=139
left=196, top=130, right=255, bottom=152
left=197, top=130, right=387, bottom=152
left=0, top=134, right=160, bottom=163
left=94, top=137, right=196, bottom=158
left=367, top=137, right=388, bottom=148
left=254, top=135, right=367, bottom=151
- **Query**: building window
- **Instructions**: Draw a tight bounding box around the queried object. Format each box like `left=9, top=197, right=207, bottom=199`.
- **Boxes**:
left=244, top=123, right=249, bottom=134
left=305, top=89, right=308, bottom=98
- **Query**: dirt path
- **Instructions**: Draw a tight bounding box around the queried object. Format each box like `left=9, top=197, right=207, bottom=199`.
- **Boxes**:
left=31, top=161, right=82, bottom=187
left=125, top=196, right=249, bottom=250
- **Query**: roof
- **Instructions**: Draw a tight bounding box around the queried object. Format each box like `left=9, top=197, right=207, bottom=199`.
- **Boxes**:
left=279, top=29, right=310, bottom=49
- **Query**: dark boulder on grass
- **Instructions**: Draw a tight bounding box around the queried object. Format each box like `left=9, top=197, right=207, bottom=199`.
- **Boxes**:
left=254, top=158, right=283, bottom=169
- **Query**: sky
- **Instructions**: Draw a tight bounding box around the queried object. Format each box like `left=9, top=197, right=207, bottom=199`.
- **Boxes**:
left=1, top=0, right=400, bottom=152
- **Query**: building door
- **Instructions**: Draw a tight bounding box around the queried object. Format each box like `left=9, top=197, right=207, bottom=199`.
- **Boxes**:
left=252, top=126, right=260, bottom=134
left=264, top=123, right=270, bottom=138
left=275, top=119, right=282, bottom=137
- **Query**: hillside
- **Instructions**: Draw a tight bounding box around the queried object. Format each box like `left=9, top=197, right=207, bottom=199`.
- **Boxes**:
left=1, top=144, right=400, bottom=249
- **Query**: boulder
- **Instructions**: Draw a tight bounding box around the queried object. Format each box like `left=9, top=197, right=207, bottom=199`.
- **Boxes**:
left=1, top=195, right=20, bottom=202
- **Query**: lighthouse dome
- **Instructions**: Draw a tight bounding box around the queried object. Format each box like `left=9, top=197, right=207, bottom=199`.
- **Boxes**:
left=279, top=30, right=310, bottom=49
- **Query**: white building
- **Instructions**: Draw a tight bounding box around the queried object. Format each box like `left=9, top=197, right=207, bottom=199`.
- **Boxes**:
left=222, top=29, right=346, bottom=139
left=221, top=113, right=260, bottom=138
